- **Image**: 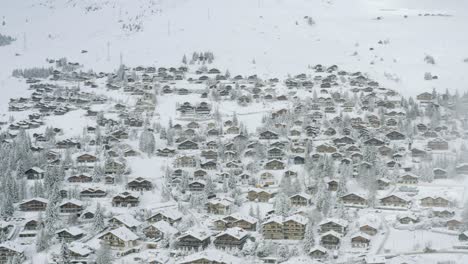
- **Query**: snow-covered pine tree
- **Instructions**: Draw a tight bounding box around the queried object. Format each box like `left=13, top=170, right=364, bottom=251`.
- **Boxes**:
left=303, top=223, right=315, bottom=252
left=95, top=244, right=114, bottom=264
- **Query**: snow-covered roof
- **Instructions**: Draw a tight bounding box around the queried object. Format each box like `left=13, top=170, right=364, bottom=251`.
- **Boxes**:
left=0, top=241, right=25, bottom=253
left=215, top=227, right=248, bottom=240
left=56, top=226, right=84, bottom=236
left=179, top=249, right=241, bottom=264
left=111, top=214, right=142, bottom=228
left=101, top=226, right=138, bottom=242
left=151, top=208, right=183, bottom=221
left=284, top=214, right=308, bottom=225
left=68, top=242, right=93, bottom=256
left=319, top=218, right=348, bottom=227
left=149, top=220, right=178, bottom=235
left=178, top=229, right=211, bottom=241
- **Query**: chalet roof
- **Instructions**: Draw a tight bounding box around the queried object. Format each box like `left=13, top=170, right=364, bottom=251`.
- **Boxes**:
left=319, top=218, right=348, bottom=227
left=178, top=229, right=211, bottom=241
left=148, top=220, right=178, bottom=235
left=179, top=249, right=241, bottom=264
left=263, top=216, right=284, bottom=225
left=20, top=197, right=49, bottom=205
left=150, top=208, right=183, bottom=221
left=290, top=192, right=312, bottom=200
left=284, top=215, right=308, bottom=225
left=215, top=227, right=248, bottom=240
left=68, top=242, right=93, bottom=256
left=101, top=226, right=138, bottom=242
left=111, top=214, right=142, bottom=228
left=225, top=213, right=257, bottom=224
left=56, top=227, right=84, bottom=236
left=321, top=230, right=342, bottom=238
left=309, top=245, right=328, bottom=253
left=59, top=199, right=83, bottom=207
left=0, top=241, right=25, bottom=253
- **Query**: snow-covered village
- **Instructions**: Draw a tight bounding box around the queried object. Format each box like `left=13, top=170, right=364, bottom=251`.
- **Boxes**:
left=1, top=0, right=468, bottom=264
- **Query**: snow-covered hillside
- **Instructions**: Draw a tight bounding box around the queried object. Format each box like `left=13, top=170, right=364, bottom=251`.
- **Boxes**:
left=1, top=0, right=467, bottom=109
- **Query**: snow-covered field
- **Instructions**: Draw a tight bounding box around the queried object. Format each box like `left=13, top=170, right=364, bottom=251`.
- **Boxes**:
left=1, top=0, right=468, bottom=113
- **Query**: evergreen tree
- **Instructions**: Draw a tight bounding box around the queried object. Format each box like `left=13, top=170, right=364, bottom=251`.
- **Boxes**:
left=303, top=223, right=315, bottom=252
left=93, top=203, right=106, bottom=233
left=95, top=244, right=114, bottom=264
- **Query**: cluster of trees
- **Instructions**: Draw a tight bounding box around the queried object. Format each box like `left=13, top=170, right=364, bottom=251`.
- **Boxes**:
left=0, top=33, right=15, bottom=46
left=182, top=51, right=215, bottom=65
left=12, top=67, right=53, bottom=79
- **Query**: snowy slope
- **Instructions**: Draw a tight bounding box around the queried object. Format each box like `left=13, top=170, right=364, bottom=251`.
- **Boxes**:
left=1, top=0, right=468, bottom=110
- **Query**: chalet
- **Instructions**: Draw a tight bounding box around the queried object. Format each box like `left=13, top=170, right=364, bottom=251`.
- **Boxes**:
left=360, top=224, right=378, bottom=236
left=264, top=159, right=285, bottom=170
left=377, top=178, right=390, bottom=190
left=289, top=193, right=312, bottom=206
left=76, top=153, right=97, bottom=164
left=80, top=188, right=107, bottom=198
left=379, top=194, right=410, bottom=207
left=447, top=219, right=463, bottom=230
left=351, top=233, right=371, bottom=248
left=259, top=131, right=279, bottom=140
left=127, top=177, right=153, bottom=191
left=178, top=250, right=241, bottom=264
left=267, top=148, right=284, bottom=159
left=105, top=160, right=126, bottom=174
left=327, top=179, right=339, bottom=191
left=59, top=199, right=83, bottom=214
left=459, top=231, right=468, bottom=241
left=341, top=193, right=367, bottom=207
left=293, top=156, right=305, bottom=164
left=364, top=138, right=385, bottom=147
left=427, top=138, right=449, bottom=150
left=411, top=148, right=427, bottom=158
left=420, top=196, right=450, bottom=207
left=188, top=180, right=206, bottom=192
left=206, top=198, right=233, bottom=215
left=24, top=167, right=45, bottom=180
left=99, top=226, right=138, bottom=249
left=112, top=192, right=139, bottom=207
left=247, top=189, right=276, bottom=202
left=67, top=243, right=94, bottom=261
left=456, top=163, right=468, bottom=175
left=0, top=242, right=24, bottom=264
left=201, top=160, right=217, bottom=170
left=156, top=148, right=176, bottom=157
left=262, top=216, right=284, bottom=239
left=109, top=214, right=141, bottom=231
left=143, top=221, right=178, bottom=240
left=283, top=215, right=308, bottom=240
left=19, top=198, right=48, bottom=211
left=398, top=173, right=419, bottom=184
left=319, top=218, right=348, bottom=234
left=320, top=231, right=341, bottom=249
left=386, top=131, right=405, bottom=141
left=178, top=140, right=199, bottom=150
left=56, top=227, right=85, bottom=242
left=433, top=208, right=455, bottom=218
left=309, top=246, right=328, bottom=259
left=416, top=92, right=433, bottom=101
left=147, top=208, right=183, bottom=225
left=433, top=168, right=448, bottom=179
left=316, top=144, right=337, bottom=153
left=177, top=230, right=211, bottom=251
left=175, top=156, right=197, bottom=168
left=68, top=173, right=93, bottom=183
left=398, top=215, right=418, bottom=224
left=214, top=227, right=249, bottom=249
